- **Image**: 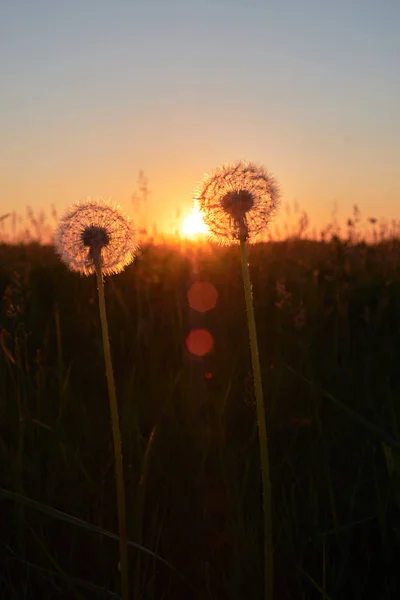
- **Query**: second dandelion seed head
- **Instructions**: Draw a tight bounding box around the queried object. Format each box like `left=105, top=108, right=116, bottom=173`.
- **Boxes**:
left=196, top=160, right=280, bottom=244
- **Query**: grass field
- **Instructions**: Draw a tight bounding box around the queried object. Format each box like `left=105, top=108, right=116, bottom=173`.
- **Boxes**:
left=1, top=230, right=400, bottom=599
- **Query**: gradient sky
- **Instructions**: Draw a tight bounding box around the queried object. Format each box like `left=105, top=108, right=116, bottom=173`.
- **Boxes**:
left=1, top=0, right=399, bottom=234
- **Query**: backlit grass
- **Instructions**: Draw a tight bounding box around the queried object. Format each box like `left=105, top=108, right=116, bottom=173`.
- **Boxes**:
left=1, top=233, right=400, bottom=599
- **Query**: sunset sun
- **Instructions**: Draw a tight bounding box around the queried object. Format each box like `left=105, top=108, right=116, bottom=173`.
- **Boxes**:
left=180, top=204, right=208, bottom=239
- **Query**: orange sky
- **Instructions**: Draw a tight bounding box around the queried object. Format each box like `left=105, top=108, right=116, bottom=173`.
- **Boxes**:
left=1, top=1, right=399, bottom=238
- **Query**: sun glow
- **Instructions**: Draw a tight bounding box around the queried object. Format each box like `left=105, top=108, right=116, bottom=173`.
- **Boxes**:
left=180, top=204, right=209, bottom=239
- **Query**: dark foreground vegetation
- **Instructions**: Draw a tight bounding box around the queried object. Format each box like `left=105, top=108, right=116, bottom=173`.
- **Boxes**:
left=1, top=236, right=400, bottom=599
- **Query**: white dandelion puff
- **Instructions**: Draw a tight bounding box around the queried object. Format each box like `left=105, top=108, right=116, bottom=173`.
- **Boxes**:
left=55, top=199, right=137, bottom=276
left=195, top=160, right=280, bottom=244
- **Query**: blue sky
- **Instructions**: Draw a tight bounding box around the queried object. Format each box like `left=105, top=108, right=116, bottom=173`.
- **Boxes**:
left=1, top=0, right=399, bottom=233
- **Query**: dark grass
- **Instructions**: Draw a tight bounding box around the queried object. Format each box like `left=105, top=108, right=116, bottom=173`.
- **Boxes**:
left=1, top=237, right=400, bottom=599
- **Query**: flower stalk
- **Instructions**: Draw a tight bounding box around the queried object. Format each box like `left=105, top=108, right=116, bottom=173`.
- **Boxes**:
left=240, top=238, right=273, bottom=600
left=95, top=253, right=130, bottom=600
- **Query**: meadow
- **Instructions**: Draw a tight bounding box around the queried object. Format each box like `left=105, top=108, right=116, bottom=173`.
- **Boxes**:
left=1, top=213, right=400, bottom=599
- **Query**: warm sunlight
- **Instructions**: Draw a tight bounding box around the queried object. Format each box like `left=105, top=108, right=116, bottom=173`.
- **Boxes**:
left=180, top=204, right=209, bottom=239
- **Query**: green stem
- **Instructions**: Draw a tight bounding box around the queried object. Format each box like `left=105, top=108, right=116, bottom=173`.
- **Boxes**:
left=240, top=239, right=273, bottom=600
left=95, top=265, right=130, bottom=600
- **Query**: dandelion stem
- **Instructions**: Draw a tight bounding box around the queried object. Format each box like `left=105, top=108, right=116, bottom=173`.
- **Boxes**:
left=95, top=264, right=130, bottom=600
left=240, top=239, right=273, bottom=600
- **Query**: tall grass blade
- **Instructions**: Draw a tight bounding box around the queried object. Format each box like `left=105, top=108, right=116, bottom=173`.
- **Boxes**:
left=284, top=364, right=400, bottom=450
left=0, top=486, right=198, bottom=594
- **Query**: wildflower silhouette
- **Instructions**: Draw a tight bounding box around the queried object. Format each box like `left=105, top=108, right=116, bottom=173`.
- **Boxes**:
left=196, top=161, right=280, bottom=600
left=196, top=160, right=279, bottom=245
left=56, top=199, right=137, bottom=600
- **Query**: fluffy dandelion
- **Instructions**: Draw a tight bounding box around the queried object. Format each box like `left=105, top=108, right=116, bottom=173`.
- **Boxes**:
left=195, top=160, right=280, bottom=244
left=55, top=199, right=136, bottom=276
left=194, top=161, right=280, bottom=600
left=56, top=198, right=137, bottom=600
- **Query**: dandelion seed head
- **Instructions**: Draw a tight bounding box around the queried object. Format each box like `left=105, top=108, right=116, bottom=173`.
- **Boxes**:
left=81, top=225, right=110, bottom=250
left=195, top=160, right=280, bottom=244
left=221, top=189, right=255, bottom=218
left=55, top=199, right=137, bottom=276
